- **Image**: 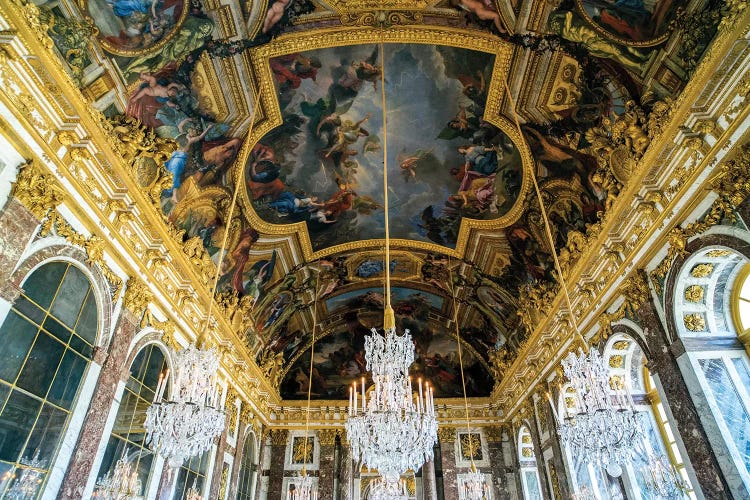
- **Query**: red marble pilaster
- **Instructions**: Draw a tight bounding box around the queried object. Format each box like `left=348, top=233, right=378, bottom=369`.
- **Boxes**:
left=438, top=432, right=458, bottom=500
left=0, top=198, right=38, bottom=301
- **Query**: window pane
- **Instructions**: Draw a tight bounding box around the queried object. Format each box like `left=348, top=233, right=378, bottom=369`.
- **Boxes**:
left=15, top=333, right=65, bottom=398
left=47, top=351, right=87, bottom=410
left=23, top=403, right=67, bottom=467
left=23, top=263, right=66, bottom=310
left=524, top=470, right=543, bottom=500
left=699, top=358, right=750, bottom=471
left=13, top=297, right=45, bottom=326
left=50, top=266, right=89, bottom=329
left=0, top=390, right=42, bottom=462
left=75, top=292, right=97, bottom=345
left=0, top=311, right=38, bottom=383
left=0, top=384, right=10, bottom=410
left=43, top=315, right=71, bottom=344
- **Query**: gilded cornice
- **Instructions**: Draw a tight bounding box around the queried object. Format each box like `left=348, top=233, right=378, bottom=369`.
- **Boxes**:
left=493, top=8, right=750, bottom=418
left=0, top=0, right=281, bottom=419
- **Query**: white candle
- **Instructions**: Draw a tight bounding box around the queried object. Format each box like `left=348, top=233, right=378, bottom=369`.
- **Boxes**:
left=361, top=377, right=366, bottom=412
left=154, top=373, right=163, bottom=403
left=353, top=383, right=357, bottom=415
left=159, top=369, right=169, bottom=402
left=349, top=386, right=353, bottom=416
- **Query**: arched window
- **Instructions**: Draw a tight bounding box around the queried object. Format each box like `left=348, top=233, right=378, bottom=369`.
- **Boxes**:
left=518, top=426, right=543, bottom=500
left=236, top=431, right=257, bottom=500
left=173, top=451, right=211, bottom=499
left=603, top=333, right=695, bottom=499
left=0, top=261, right=98, bottom=498
left=671, top=246, right=750, bottom=495
left=95, top=343, right=167, bottom=496
left=559, top=333, right=695, bottom=499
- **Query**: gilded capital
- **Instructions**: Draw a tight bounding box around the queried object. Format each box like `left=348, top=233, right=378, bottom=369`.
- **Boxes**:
left=11, top=160, right=64, bottom=218
left=437, top=427, right=456, bottom=443
left=122, top=278, right=152, bottom=315
left=270, top=429, right=288, bottom=446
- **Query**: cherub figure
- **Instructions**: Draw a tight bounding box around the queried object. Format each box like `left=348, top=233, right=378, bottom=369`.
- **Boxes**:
left=450, top=0, right=508, bottom=34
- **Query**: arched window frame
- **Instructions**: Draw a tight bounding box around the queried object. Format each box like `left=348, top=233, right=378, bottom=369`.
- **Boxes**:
left=0, top=255, right=109, bottom=499
left=236, top=427, right=259, bottom=500
left=666, top=240, right=750, bottom=497
left=518, top=425, right=543, bottom=500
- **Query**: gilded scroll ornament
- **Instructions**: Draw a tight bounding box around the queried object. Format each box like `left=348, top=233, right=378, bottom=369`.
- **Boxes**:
left=684, top=285, right=705, bottom=302
left=684, top=313, right=706, bottom=331
left=11, top=161, right=65, bottom=218
left=612, top=340, right=630, bottom=350
left=597, top=271, right=649, bottom=340
left=339, top=10, right=424, bottom=27
left=706, top=249, right=732, bottom=257
left=649, top=143, right=750, bottom=294
left=36, top=8, right=96, bottom=84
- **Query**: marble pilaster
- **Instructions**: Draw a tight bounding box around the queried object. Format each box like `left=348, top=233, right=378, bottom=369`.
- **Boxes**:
left=268, top=430, right=288, bottom=499
left=58, top=307, right=139, bottom=499
left=438, top=428, right=458, bottom=500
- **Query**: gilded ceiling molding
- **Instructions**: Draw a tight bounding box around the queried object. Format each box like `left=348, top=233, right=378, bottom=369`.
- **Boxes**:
left=492, top=7, right=750, bottom=417
left=650, top=143, right=750, bottom=295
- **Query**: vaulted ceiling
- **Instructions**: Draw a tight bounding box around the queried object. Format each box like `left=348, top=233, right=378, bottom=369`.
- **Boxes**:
left=43, top=0, right=710, bottom=399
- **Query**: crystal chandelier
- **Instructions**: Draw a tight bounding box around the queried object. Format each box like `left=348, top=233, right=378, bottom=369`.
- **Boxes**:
left=369, top=477, right=409, bottom=500
left=642, top=454, right=690, bottom=498
left=145, top=343, right=225, bottom=469
left=552, top=348, right=645, bottom=474
left=287, top=472, right=318, bottom=500
left=460, top=464, right=488, bottom=500
left=93, top=454, right=142, bottom=500
left=185, top=480, right=202, bottom=500
left=5, top=452, right=45, bottom=500
left=345, top=327, right=437, bottom=483
left=344, top=39, right=438, bottom=484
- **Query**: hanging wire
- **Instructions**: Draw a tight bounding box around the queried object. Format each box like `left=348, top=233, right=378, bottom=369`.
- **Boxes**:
left=200, top=90, right=263, bottom=347
left=378, top=39, right=395, bottom=331
left=447, top=258, right=478, bottom=472
left=302, top=270, right=320, bottom=477
left=498, top=75, right=588, bottom=351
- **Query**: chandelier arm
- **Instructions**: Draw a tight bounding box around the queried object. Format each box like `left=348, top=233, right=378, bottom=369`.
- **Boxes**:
left=201, top=90, right=263, bottom=346
left=498, top=75, right=587, bottom=351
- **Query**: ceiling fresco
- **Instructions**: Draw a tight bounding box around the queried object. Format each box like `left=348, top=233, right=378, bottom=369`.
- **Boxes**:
left=249, top=43, right=523, bottom=250
left=37, top=0, right=720, bottom=400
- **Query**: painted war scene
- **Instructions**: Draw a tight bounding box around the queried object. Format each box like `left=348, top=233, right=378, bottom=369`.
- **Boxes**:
left=248, top=43, right=524, bottom=250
